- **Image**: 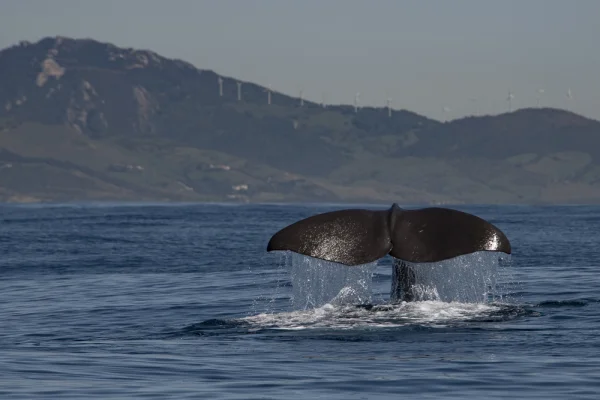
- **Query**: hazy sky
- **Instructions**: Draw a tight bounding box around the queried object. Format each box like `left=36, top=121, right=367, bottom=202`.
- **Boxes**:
left=1, top=0, right=599, bottom=121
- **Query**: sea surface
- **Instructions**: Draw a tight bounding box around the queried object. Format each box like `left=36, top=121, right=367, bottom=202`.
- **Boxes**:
left=0, top=203, right=599, bottom=399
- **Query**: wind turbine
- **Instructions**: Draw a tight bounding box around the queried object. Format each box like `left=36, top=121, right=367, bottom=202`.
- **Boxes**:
left=266, top=84, right=272, bottom=105
left=536, top=89, right=544, bottom=107
left=507, top=90, right=514, bottom=112
left=386, top=97, right=393, bottom=117
left=442, top=106, right=451, bottom=122
left=354, top=92, right=360, bottom=113
left=236, top=81, right=242, bottom=101
left=299, top=89, right=304, bottom=107
left=217, top=76, right=224, bottom=97
left=566, top=88, right=574, bottom=110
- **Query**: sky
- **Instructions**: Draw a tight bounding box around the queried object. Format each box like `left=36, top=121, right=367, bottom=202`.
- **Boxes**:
left=1, top=0, right=599, bottom=121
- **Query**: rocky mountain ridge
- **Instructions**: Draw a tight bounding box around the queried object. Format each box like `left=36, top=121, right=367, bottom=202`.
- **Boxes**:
left=1, top=36, right=600, bottom=204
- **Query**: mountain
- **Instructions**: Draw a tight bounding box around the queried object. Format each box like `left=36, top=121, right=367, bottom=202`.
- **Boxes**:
left=1, top=36, right=600, bottom=204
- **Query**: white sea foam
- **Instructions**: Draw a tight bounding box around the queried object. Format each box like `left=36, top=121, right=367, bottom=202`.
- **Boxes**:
left=241, top=301, right=501, bottom=330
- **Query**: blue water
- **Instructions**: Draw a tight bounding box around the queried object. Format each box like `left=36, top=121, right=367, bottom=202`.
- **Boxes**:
left=1, top=203, right=599, bottom=399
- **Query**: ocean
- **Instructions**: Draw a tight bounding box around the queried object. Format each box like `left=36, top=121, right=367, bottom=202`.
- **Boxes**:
left=1, top=203, right=599, bottom=399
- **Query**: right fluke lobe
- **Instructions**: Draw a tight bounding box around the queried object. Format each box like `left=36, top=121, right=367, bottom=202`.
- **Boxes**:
left=388, top=206, right=511, bottom=263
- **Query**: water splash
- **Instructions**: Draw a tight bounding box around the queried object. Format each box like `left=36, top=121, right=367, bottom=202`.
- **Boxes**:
left=237, top=251, right=518, bottom=333
left=251, top=252, right=291, bottom=315
left=287, top=253, right=377, bottom=309
left=391, top=252, right=511, bottom=303
left=272, top=250, right=513, bottom=315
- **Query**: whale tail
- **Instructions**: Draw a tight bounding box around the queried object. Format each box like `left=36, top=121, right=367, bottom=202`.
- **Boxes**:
left=266, top=204, right=511, bottom=266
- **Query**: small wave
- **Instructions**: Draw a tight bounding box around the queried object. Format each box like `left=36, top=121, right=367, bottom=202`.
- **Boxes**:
left=178, top=319, right=251, bottom=337
left=535, top=299, right=590, bottom=308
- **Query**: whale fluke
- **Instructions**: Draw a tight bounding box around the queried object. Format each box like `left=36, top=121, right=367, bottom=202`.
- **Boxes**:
left=267, top=203, right=511, bottom=266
